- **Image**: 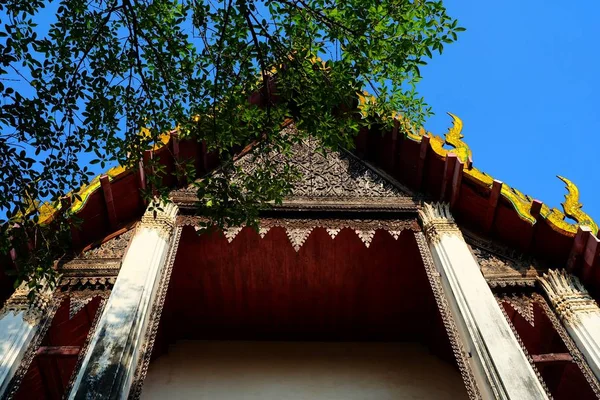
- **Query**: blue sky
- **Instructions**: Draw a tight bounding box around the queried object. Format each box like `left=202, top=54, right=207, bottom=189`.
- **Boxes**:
left=3, top=1, right=598, bottom=224
left=418, top=0, right=600, bottom=221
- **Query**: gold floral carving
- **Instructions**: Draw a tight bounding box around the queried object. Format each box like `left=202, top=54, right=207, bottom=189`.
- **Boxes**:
left=538, top=269, right=600, bottom=324
left=79, top=229, right=134, bottom=260
left=172, top=133, right=416, bottom=212
left=477, top=254, right=539, bottom=288
left=59, top=229, right=134, bottom=276
left=407, top=113, right=598, bottom=236
left=418, top=202, right=463, bottom=244
left=36, top=110, right=596, bottom=238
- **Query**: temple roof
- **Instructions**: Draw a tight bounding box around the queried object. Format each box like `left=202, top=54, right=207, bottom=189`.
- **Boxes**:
left=7, top=113, right=600, bottom=300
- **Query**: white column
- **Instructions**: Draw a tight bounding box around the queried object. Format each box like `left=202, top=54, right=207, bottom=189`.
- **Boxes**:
left=69, top=202, right=178, bottom=400
left=538, top=269, right=600, bottom=381
left=419, top=203, right=548, bottom=400
left=0, top=282, right=51, bottom=395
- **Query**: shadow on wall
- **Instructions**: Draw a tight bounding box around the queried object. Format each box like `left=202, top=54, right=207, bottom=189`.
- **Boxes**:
left=142, top=340, right=468, bottom=400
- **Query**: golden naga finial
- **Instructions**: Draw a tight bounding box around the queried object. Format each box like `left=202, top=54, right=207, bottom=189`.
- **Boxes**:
left=444, top=113, right=472, bottom=163
left=405, top=112, right=470, bottom=164
left=556, top=176, right=598, bottom=235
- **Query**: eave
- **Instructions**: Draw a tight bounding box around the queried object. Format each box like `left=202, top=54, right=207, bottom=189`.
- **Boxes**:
left=10, top=114, right=600, bottom=299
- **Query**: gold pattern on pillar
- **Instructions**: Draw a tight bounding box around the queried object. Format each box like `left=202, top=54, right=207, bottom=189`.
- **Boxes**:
left=418, top=203, right=463, bottom=244
left=538, top=269, right=600, bottom=324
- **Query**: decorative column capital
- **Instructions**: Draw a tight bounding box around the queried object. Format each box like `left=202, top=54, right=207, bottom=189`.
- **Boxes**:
left=418, top=202, right=463, bottom=244
left=0, top=281, right=52, bottom=325
left=538, top=269, right=599, bottom=323
left=140, top=201, right=178, bottom=238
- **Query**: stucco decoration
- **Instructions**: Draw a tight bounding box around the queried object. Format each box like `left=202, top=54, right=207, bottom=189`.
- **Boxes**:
left=538, top=269, right=600, bottom=323
left=538, top=269, right=600, bottom=381
left=414, top=232, right=481, bottom=400
left=128, top=226, right=183, bottom=400
left=285, top=228, right=313, bottom=252
left=418, top=202, right=462, bottom=244
left=223, top=226, right=243, bottom=243
left=2, top=298, right=62, bottom=399
left=66, top=291, right=109, bottom=320
left=326, top=228, right=341, bottom=239
left=140, top=203, right=178, bottom=238
left=497, top=294, right=536, bottom=326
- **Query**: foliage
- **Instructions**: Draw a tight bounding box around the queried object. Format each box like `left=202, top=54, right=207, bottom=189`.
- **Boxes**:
left=0, top=0, right=463, bottom=289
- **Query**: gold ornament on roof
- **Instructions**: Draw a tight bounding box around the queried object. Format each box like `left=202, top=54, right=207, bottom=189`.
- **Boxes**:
left=558, top=175, right=597, bottom=233
left=444, top=113, right=472, bottom=163
left=407, top=113, right=597, bottom=236
left=37, top=127, right=172, bottom=225
left=539, top=176, right=599, bottom=235
left=30, top=101, right=597, bottom=239
left=38, top=164, right=127, bottom=224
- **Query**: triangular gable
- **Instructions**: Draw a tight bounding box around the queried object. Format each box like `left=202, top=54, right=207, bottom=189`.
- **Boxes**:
left=173, top=136, right=416, bottom=212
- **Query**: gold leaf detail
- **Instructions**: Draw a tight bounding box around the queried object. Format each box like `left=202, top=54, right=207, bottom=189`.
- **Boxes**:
left=444, top=113, right=471, bottom=163
left=557, top=176, right=597, bottom=235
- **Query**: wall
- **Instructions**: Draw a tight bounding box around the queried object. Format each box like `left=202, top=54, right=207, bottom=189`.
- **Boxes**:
left=162, top=227, right=441, bottom=342
left=142, top=340, right=467, bottom=400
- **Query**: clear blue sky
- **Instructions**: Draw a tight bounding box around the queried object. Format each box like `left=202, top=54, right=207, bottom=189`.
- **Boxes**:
left=418, top=0, right=600, bottom=222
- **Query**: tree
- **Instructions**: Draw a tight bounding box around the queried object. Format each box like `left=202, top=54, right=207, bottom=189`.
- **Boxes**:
left=0, top=0, right=463, bottom=293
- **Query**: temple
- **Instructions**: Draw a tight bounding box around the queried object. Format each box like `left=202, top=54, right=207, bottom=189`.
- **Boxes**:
left=1, top=116, right=599, bottom=399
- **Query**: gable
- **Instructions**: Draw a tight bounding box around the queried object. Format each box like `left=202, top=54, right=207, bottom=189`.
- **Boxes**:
left=173, top=136, right=416, bottom=213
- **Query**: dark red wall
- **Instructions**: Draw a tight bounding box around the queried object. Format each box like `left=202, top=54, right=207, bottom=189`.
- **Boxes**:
left=14, top=297, right=102, bottom=400
left=502, top=299, right=597, bottom=399
left=159, top=226, right=449, bottom=348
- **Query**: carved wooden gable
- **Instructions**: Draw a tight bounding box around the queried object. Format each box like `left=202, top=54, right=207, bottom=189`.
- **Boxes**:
left=173, top=134, right=416, bottom=212
left=463, top=229, right=551, bottom=289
